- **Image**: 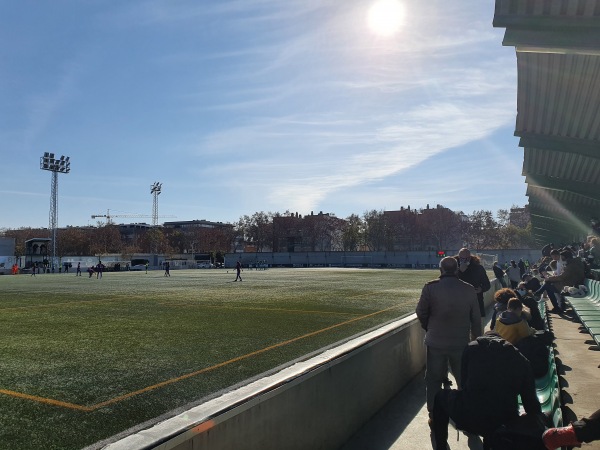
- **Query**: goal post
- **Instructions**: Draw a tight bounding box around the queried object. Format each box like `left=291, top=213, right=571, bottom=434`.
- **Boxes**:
left=474, top=253, right=497, bottom=269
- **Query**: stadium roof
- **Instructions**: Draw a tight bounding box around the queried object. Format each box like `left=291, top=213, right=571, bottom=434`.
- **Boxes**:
left=493, top=0, right=600, bottom=245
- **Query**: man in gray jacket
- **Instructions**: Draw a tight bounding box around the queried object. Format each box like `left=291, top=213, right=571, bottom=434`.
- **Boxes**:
left=416, top=256, right=483, bottom=419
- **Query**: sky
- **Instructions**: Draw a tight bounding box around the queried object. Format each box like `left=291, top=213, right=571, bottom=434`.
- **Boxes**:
left=0, top=0, right=525, bottom=230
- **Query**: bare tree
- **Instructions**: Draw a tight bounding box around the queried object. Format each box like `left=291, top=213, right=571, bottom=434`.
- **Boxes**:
left=363, top=210, right=387, bottom=251
left=422, top=207, right=462, bottom=251
left=342, top=214, right=363, bottom=251
left=236, top=212, right=273, bottom=251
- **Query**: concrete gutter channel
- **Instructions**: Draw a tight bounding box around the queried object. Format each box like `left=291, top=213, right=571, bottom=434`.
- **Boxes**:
left=95, top=282, right=600, bottom=450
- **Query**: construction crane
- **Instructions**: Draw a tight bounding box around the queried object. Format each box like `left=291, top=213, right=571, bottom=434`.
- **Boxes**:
left=91, top=209, right=175, bottom=225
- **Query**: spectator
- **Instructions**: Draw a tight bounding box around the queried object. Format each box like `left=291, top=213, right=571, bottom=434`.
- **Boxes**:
left=589, top=237, right=600, bottom=269
left=506, top=260, right=521, bottom=289
left=492, top=261, right=507, bottom=287
left=415, top=256, right=482, bottom=421
left=432, top=332, right=542, bottom=449
left=518, top=258, right=526, bottom=278
left=538, top=250, right=585, bottom=313
left=494, top=298, right=537, bottom=345
left=455, top=248, right=491, bottom=317
left=522, top=273, right=541, bottom=293
left=543, top=408, right=600, bottom=449
left=490, top=287, right=515, bottom=331
left=515, top=283, right=545, bottom=331
left=549, top=249, right=563, bottom=275
left=541, top=242, right=554, bottom=258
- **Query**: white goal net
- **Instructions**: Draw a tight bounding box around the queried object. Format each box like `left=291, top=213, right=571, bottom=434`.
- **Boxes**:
left=475, top=253, right=497, bottom=269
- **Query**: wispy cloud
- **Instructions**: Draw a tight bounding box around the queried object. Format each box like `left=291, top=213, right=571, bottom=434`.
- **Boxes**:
left=22, top=61, right=83, bottom=151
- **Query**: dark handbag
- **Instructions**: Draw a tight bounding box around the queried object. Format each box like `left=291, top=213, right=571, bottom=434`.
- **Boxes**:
left=490, top=413, right=550, bottom=450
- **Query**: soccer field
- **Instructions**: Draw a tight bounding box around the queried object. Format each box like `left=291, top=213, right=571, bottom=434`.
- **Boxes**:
left=0, top=268, right=436, bottom=450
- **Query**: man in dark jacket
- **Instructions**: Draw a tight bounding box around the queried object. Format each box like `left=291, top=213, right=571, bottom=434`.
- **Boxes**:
left=456, top=248, right=491, bottom=317
left=493, top=261, right=506, bottom=287
left=432, top=332, right=542, bottom=449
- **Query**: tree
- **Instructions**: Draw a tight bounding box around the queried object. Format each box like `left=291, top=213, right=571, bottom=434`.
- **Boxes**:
left=137, top=228, right=172, bottom=254
left=60, top=227, right=92, bottom=256
left=496, top=208, right=510, bottom=228
left=237, top=212, right=273, bottom=252
left=342, top=214, right=363, bottom=251
left=464, top=210, right=499, bottom=250
left=89, top=224, right=123, bottom=256
left=363, top=210, right=387, bottom=251
left=384, top=209, right=419, bottom=251
left=422, top=206, right=463, bottom=251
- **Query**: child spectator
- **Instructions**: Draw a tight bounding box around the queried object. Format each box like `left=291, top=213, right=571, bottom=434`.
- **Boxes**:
left=494, top=298, right=537, bottom=345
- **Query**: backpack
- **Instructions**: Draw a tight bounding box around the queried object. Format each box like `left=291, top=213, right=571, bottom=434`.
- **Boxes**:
left=514, top=333, right=553, bottom=378
left=489, top=413, right=550, bottom=450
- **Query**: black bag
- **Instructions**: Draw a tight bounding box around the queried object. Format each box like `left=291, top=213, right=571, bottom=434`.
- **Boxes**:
left=514, top=332, right=553, bottom=378
left=489, top=413, right=550, bottom=450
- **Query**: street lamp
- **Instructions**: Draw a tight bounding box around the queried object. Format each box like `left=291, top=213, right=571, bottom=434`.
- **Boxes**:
left=40, top=153, right=71, bottom=271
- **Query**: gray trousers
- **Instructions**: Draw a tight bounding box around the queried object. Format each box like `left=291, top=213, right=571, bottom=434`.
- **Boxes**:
left=425, top=345, right=464, bottom=414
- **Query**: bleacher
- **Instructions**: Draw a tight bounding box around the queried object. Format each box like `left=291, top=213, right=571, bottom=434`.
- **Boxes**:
left=565, top=278, right=600, bottom=348
left=517, top=292, right=563, bottom=427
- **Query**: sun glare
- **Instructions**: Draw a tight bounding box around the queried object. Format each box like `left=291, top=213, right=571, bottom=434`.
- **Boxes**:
left=367, top=0, right=405, bottom=37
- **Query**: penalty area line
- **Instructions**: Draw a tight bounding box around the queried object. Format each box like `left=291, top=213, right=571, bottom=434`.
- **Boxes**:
left=0, top=389, right=93, bottom=412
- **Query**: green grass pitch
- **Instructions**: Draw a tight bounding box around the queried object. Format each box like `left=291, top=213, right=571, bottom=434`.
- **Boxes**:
left=0, top=268, right=437, bottom=449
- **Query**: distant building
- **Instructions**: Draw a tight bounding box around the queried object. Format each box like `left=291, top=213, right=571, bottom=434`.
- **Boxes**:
left=384, top=204, right=463, bottom=251
left=24, top=238, right=51, bottom=268
left=163, top=219, right=232, bottom=231
left=273, top=211, right=346, bottom=252
left=118, top=223, right=154, bottom=247
left=0, top=237, right=15, bottom=256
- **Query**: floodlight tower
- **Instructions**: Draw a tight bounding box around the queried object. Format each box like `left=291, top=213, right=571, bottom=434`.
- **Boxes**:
left=150, top=182, right=162, bottom=226
left=40, top=153, right=71, bottom=270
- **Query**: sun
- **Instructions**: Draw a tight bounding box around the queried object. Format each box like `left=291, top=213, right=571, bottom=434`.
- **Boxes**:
left=367, top=0, right=405, bottom=37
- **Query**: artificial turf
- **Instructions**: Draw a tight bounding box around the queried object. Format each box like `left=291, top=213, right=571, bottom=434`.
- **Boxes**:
left=0, top=267, right=436, bottom=449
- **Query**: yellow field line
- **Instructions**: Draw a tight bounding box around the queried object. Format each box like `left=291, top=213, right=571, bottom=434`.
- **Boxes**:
left=0, top=305, right=400, bottom=411
left=0, top=296, right=138, bottom=312
left=0, top=389, right=93, bottom=412
left=160, top=304, right=363, bottom=316
left=87, top=304, right=400, bottom=410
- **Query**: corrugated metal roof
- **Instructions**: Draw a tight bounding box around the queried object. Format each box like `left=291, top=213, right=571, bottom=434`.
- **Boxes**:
left=494, top=0, right=600, bottom=244
left=516, top=52, right=600, bottom=140
left=495, top=0, right=600, bottom=19
left=523, top=147, right=600, bottom=184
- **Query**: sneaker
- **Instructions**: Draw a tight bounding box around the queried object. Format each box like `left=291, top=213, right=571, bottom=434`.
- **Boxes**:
left=542, top=424, right=582, bottom=449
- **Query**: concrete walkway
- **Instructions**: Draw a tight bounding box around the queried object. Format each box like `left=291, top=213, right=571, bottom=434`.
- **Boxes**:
left=340, top=303, right=600, bottom=450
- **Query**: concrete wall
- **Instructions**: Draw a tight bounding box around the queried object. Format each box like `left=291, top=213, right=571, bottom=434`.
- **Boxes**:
left=225, top=250, right=541, bottom=269
left=102, top=284, right=499, bottom=450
